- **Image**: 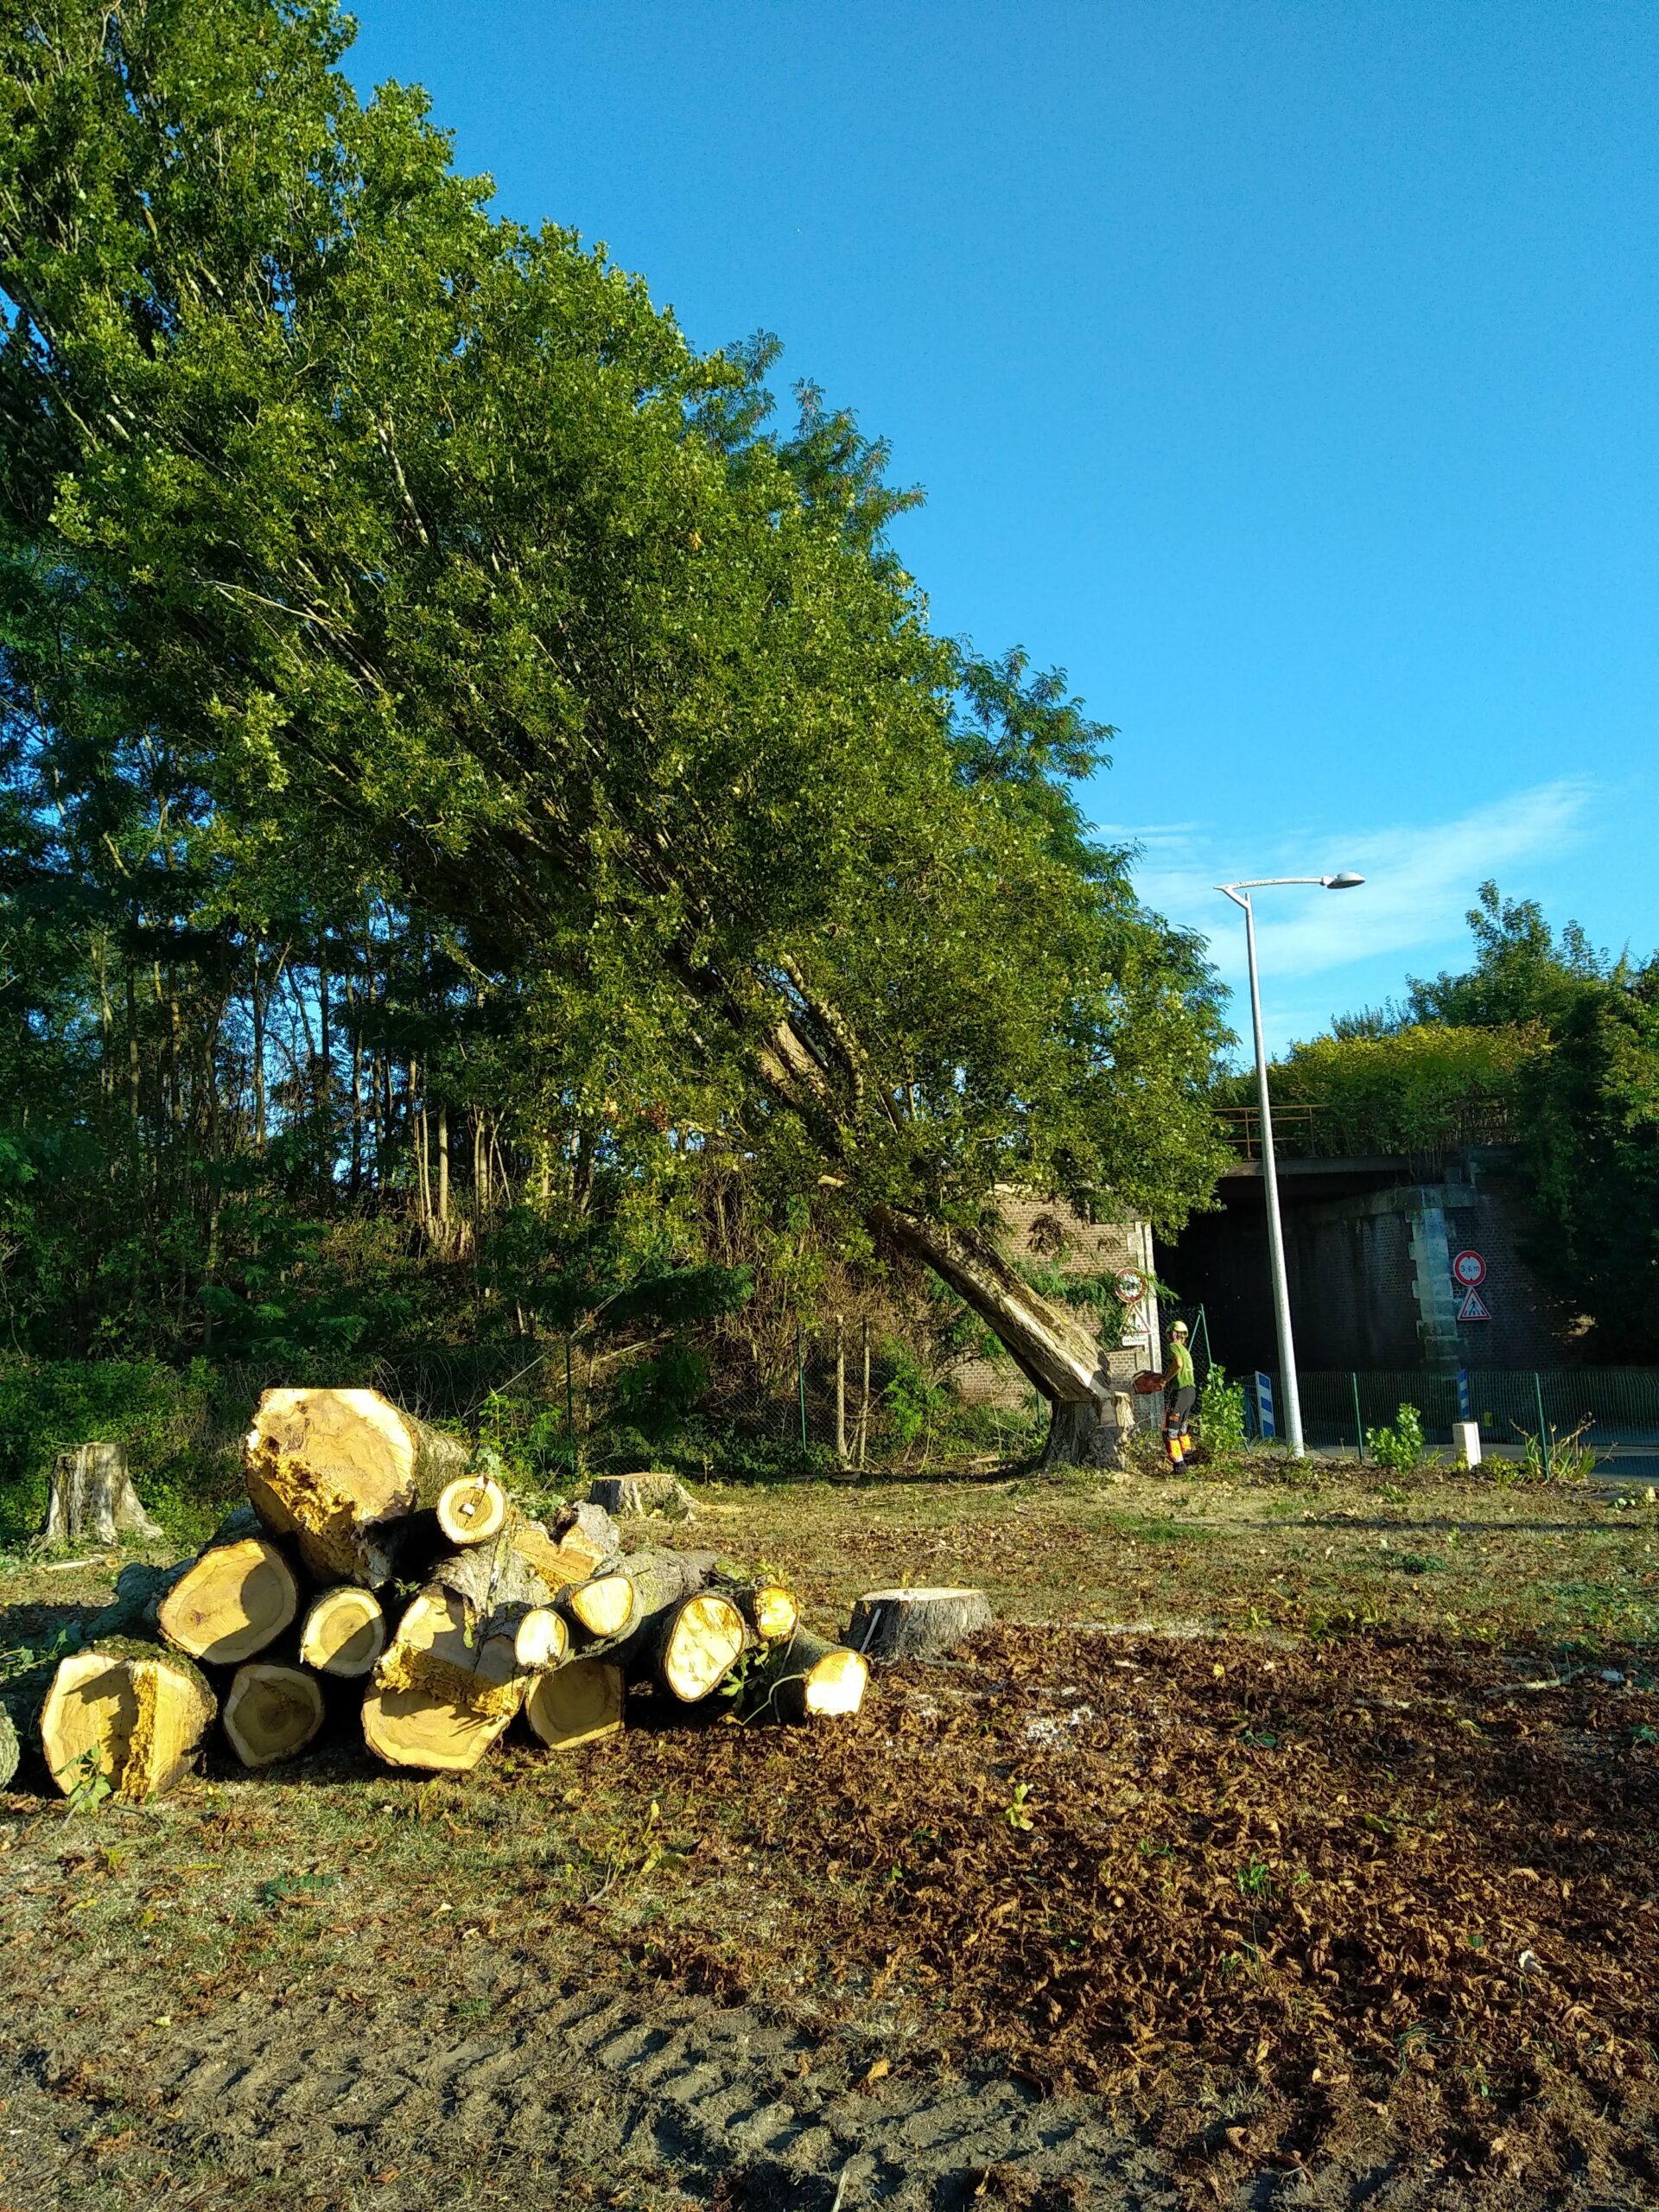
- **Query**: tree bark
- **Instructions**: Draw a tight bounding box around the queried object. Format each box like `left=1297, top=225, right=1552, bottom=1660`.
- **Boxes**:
left=735, top=1627, right=868, bottom=1723
left=39, top=1442, right=164, bottom=1550
left=0, top=1703, right=17, bottom=1792
left=872, top=1207, right=1131, bottom=1469
left=848, top=1586, right=993, bottom=1662
left=584, top=1473, right=696, bottom=1522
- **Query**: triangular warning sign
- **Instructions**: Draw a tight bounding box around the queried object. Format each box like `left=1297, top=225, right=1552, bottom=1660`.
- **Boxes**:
left=1458, top=1287, right=1490, bottom=1321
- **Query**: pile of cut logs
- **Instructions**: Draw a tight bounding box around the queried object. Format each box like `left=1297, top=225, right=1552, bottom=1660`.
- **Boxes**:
left=7, top=1389, right=872, bottom=1804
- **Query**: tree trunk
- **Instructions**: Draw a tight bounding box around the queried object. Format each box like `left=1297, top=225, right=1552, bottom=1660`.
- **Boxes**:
left=39, top=1442, right=164, bottom=1550
left=736, top=1627, right=868, bottom=1723
left=871, top=1206, right=1131, bottom=1469
left=39, top=1642, right=216, bottom=1802
left=524, top=1657, right=625, bottom=1750
left=559, top=1548, right=718, bottom=1656
left=223, top=1663, right=325, bottom=1768
left=244, top=1388, right=471, bottom=1584
left=156, top=1532, right=301, bottom=1665
left=297, top=1586, right=385, bottom=1677
left=362, top=1588, right=522, bottom=1770
left=848, top=1586, right=993, bottom=1662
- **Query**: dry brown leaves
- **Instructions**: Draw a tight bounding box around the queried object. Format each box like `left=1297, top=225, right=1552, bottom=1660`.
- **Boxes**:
left=623, top=1626, right=1659, bottom=2185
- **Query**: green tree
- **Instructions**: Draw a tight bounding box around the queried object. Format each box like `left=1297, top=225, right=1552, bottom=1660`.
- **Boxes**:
left=0, top=0, right=1227, bottom=1457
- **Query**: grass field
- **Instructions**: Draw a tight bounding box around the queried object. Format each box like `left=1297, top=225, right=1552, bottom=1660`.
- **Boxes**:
left=3, top=1459, right=1658, bottom=2210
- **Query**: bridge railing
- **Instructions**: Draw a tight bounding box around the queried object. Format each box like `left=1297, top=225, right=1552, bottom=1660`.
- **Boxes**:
left=1214, top=1099, right=1514, bottom=1163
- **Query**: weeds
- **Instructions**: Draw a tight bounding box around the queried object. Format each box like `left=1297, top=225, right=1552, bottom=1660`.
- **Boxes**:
left=1366, top=1405, right=1427, bottom=1474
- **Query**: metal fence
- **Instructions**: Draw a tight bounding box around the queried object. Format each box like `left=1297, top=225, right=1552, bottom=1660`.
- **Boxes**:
left=1241, top=1366, right=1659, bottom=1459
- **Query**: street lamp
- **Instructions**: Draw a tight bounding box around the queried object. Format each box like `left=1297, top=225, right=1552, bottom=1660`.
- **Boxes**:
left=1216, top=871, right=1366, bottom=1457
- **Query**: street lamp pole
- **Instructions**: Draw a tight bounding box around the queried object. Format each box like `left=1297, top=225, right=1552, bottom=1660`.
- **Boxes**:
left=1217, top=872, right=1365, bottom=1459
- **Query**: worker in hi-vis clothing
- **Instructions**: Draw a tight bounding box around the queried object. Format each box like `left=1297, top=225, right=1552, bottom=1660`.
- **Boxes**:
left=1159, top=1319, right=1197, bottom=1468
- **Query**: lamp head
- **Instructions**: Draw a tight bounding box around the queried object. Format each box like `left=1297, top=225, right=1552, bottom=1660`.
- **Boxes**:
left=1323, top=872, right=1365, bottom=890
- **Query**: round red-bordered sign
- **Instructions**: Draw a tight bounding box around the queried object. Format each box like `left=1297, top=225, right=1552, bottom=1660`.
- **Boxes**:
left=1114, top=1268, right=1147, bottom=1305
left=1452, top=1249, right=1486, bottom=1288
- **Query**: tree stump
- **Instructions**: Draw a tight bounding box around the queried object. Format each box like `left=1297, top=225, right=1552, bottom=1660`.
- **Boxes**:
left=39, top=1442, right=163, bottom=1550
left=39, top=1642, right=216, bottom=1802
left=156, top=1535, right=300, bottom=1665
left=586, top=1472, right=696, bottom=1522
left=297, top=1586, right=386, bottom=1677
left=223, top=1663, right=325, bottom=1768
left=847, top=1586, right=993, bottom=1662
left=524, top=1658, right=625, bottom=1750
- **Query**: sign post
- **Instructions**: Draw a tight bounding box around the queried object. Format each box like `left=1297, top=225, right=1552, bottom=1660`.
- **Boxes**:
left=1253, top=1371, right=1276, bottom=1443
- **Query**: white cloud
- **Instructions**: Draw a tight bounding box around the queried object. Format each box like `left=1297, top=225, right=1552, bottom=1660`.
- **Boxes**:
left=1103, top=778, right=1595, bottom=1039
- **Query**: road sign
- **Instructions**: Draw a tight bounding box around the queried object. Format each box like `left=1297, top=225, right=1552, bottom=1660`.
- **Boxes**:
left=1457, top=1287, right=1491, bottom=1322
left=1457, top=1368, right=1472, bottom=1420
left=1452, top=1249, right=1486, bottom=1288
left=1114, top=1268, right=1147, bottom=1306
left=1254, top=1371, right=1276, bottom=1440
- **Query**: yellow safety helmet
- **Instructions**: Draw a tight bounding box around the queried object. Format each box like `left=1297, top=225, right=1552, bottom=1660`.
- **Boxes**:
left=1169, top=1319, right=1189, bottom=1338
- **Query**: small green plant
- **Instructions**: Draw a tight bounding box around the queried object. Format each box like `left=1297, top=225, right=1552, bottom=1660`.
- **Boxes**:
left=1235, top=1856, right=1272, bottom=1899
left=1366, top=1403, right=1427, bottom=1473
left=64, top=1746, right=113, bottom=1817
left=1004, top=1782, right=1035, bottom=1832
left=260, top=1871, right=338, bottom=1905
left=1198, top=1363, right=1247, bottom=1459
left=1512, top=1419, right=1597, bottom=1485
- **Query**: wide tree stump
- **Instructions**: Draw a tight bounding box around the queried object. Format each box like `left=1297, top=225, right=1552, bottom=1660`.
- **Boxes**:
left=297, top=1586, right=386, bottom=1677
left=156, top=1534, right=300, bottom=1665
left=524, top=1657, right=625, bottom=1750
left=738, top=1627, right=868, bottom=1723
left=39, top=1642, right=216, bottom=1802
left=848, top=1586, right=993, bottom=1662
left=0, top=1704, right=17, bottom=1791
left=244, top=1387, right=470, bottom=1584
left=40, top=1442, right=163, bottom=1550
left=223, top=1663, right=325, bottom=1768
left=586, top=1472, right=696, bottom=1521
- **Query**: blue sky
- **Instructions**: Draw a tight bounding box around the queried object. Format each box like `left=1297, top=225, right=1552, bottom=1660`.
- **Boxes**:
left=344, top=1, right=1656, bottom=1054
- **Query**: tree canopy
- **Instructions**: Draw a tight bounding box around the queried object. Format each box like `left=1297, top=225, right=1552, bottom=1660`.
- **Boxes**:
left=0, top=0, right=1225, bottom=1394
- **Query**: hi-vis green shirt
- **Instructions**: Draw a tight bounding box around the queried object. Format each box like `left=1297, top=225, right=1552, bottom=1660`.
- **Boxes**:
left=1170, top=1341, right=1194, bottom=1389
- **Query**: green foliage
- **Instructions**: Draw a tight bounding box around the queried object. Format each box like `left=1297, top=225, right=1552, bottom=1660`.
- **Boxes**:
left=0, top=1356, right=236, bottom=1544
left=1366, top=1404, right=1427, bottom=1475
left=880, top=1344, right=950, bottom=1449
left=1199, top=1363, right=1248, bottom=1458
left=1230, top=1023, right=1540, bottom=1155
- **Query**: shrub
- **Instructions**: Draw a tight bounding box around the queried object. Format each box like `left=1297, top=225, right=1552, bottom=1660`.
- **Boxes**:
left=1198, top=1364, right=1248, bottom=1458
left=1366, top=1403, right=1427, bottom=1474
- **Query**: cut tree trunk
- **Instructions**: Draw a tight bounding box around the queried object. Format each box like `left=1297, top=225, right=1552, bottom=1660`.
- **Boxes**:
left=643, top=1590, right=747, bottom=1704
left=550, top=1499, right=622, bottom=1563
left=435, top=1468, right=508, bottom=1547
left=156, top=1534, right=301, bottom=1665
left=223, top=1663, right=325, bottom=1768
left=585, top=1473, right=696, bottom=1522
left=373, top=1587, right=526, bottom=1719
left=39, top=1442, right=164, bottom=1550
left=297, top=1586, right=386, bottom=1678
left=0, top=1703, right=17, bottom=1791
left=560, top=1548, right=719, bottom=1655
left=244, top=1387, right=471, bottom=1584
left=39, top=1642, right=216, bottom=1802
left=871, top=1207, right=1130, bottom=1469
left=86, top=1559, right=189, bottom=1642
left=425, top=1537, right=568, bottom=1671
left=848, top=1586, right=993, bottom=1662
left=728, top=1581, right=799, bottom=1646
left=524, top=1658, right=626, bottom=1750
left=737, top=1627, right=868, bottom=1723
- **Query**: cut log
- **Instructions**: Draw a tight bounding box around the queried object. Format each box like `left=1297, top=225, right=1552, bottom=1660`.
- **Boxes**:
left=435, top=1468, right=509, bottom=1547
left=244, top=1387, right=470, bottom=1584
left=739, top=1626, right=869, bottom=1724
left=425, top=1536, right=568, bottom=1672
left=559, top=1548, right=719, bottom=1654
left=372, top=1589, right=524, bottom=1721
left=0, top=1703, right=17, bottom=1791
left=156, top=1535, right=300, bottom=1665
left=39, top=1441, right=164, bottom=1550
left=729, top=1581, right=799, bottom=1645
left=222, top=1663, right=325, bottom=1768
left=648, top=1590, right=747, bottom=1704
left=847, top=1586, right=993, bottom=1662
left=523, top=1657, right=626, bottom=1750
left=361, top=1680, right=514, bottom=1773
left=297, top=1586, right=386, bottom=1678
left=39, top=1642, right=216, bottom=1802
left=505, top=1605, right=568, bottom=1671
left=586, top=1472, right=696, bottom=1521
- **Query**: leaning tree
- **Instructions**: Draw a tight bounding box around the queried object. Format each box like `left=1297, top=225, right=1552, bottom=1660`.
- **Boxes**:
left=0, top=0, right=1228, bottom=1462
